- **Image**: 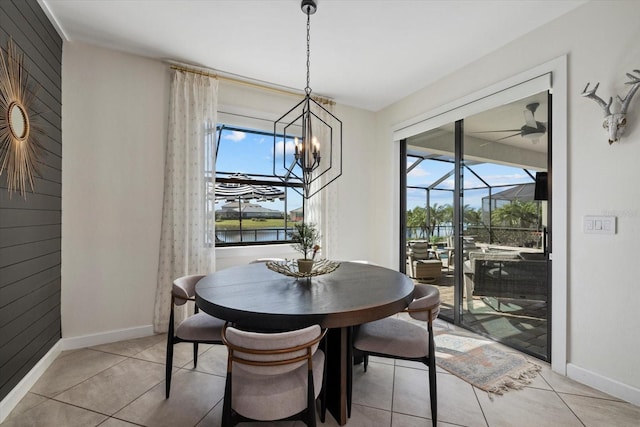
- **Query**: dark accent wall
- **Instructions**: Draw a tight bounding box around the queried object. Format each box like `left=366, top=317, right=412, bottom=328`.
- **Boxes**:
left=0, top=0, right=62, bottom=401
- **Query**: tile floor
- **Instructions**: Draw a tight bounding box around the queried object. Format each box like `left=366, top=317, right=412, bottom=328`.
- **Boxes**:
left=3, top=320, right=640, bottom=427
left=433, top=268, right=548, bottom=359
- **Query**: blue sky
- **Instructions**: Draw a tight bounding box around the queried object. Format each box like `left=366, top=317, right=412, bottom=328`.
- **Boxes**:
left=215, top=127, right=537, bottom=214
left=215, top=128, right=303, bottom=212
left=406, top=158, right=536, bottom=211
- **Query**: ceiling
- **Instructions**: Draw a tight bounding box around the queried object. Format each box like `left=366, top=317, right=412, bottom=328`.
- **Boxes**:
left=41, top=0, right=586, bottom=112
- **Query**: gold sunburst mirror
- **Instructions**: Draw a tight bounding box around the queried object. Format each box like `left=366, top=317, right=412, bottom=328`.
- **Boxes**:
left=0, top=39, right=44, bottom=198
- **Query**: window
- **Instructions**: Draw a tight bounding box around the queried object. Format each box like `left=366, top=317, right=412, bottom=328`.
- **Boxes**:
left=207, top=124, right=304, bottom=246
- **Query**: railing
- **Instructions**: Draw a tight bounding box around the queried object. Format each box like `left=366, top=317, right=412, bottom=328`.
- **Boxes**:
left=406, top=225, right=543, bottom=249
left=467, top=226, right=543, bottom=249
left=214, top=227, right=293, bottom=245
left=406, top=225, right=453, bottom=240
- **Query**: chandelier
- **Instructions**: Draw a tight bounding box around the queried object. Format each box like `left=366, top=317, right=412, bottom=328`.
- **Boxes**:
left=273, top=0, right=342, bottom=199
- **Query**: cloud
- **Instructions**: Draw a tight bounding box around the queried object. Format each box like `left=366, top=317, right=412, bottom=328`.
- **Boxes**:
left=441, top=179, right=455, bottom=189
left=274, top=139, right=296, bottom=157
left=223, top=130, right=246, bottom=142
left=408, top=166, right=429, bottom=178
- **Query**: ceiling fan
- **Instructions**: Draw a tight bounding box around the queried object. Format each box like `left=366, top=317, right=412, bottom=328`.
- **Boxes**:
left=475, top=102, right=547, bottom=143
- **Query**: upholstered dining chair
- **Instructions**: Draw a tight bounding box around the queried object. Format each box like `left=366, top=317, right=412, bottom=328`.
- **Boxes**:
left=166, top=274, right=225, bottom=398
left=221, top=323, right=327, bottom=427
left=353, top=284, right=440, bottom=427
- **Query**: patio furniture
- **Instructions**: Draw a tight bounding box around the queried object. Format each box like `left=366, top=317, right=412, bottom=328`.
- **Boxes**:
left=464, top=251, right=547, bottom=305
left=353, top=284, right=440, bottom=427
left=407, top=242, right=442, bottom=282
left=165, top=274, right=225, bottom=398
left=412, top=259, right=443, bottom=283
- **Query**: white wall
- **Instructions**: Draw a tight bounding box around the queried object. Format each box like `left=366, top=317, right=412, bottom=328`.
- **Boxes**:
left=62, top=43, right=169, bottom=338
left=373, top=1, right=640, bottom=403
left=61, top=42, right=376, bottom=339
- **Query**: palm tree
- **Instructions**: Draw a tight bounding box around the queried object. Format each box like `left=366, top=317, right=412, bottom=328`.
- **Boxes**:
left=491, top=200, right=539, bottom=228
left=407, top=206, right=428, bottom=238
left=427, top=203, right=444, bottom=238
left=463, top=205, right=482, bottom=226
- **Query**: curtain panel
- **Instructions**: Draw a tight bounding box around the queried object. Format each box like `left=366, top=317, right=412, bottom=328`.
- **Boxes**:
left=154, top=70, right=218, bottom=333
left=306, top=99, right=338, bottom=259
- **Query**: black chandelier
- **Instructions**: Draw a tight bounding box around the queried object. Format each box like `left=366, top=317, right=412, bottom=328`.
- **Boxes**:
left=273, top=0, right=342, bottom=199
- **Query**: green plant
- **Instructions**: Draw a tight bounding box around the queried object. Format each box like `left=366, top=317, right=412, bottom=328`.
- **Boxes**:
left=289, top=222, right=321, bottom=259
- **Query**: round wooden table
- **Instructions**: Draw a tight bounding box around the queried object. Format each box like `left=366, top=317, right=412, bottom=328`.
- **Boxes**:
left=195, top=261, right=414, bottom=425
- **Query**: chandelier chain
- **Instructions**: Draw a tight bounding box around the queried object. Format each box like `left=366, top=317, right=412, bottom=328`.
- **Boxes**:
left=305, top=8, right=311, bottom=95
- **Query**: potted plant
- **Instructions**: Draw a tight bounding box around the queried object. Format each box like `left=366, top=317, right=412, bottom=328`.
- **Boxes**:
left=290, top=222, right=321, bottom=273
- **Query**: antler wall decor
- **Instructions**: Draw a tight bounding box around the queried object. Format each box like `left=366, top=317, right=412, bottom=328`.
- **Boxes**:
left=581, top=70, right=640, bottom=144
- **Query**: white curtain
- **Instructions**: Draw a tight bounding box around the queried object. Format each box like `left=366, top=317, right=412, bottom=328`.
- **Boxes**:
left=153, top=70, right=218, bottom=333
left=306, top=99, right=339, bottom=259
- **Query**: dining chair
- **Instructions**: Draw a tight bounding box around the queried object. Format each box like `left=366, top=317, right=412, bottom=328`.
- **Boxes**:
left=353, top=284, right=440, bottom=427
left=221, top=323, right=327, bottom=427
left=166, top=274, right=225, bottom=398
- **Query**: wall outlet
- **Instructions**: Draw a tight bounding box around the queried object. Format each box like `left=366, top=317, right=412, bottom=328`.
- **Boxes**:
left=583, top=215, right=616, bottom=235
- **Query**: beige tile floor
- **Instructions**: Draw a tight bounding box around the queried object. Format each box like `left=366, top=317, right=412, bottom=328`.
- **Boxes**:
left=3, top=321, right=640, bottom=427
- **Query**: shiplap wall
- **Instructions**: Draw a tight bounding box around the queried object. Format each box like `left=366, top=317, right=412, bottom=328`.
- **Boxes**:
left=0, top=0, right=62, bottom=401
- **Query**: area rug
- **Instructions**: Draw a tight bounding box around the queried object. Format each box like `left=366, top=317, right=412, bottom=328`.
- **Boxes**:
left=435, top=331, right=541, bottom=395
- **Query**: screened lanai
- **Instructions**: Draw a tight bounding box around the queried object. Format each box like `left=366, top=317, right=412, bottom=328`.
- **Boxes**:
left=403, top=90, right=550, bottom=361
left=406, top=156, right=546, bottom=249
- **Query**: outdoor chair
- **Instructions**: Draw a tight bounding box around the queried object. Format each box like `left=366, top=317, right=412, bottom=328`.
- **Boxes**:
left=165, top=274, right=225, bottom=398
left=353, top=284, right=440, bottom=427
left=407, top=242, right=442, bottom=282
left=221, top=323, right=327, bottom=427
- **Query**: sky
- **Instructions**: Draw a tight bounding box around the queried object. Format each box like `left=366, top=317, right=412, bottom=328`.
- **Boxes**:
left=406, top=157, right=537, bottom=211
left=215, top=128, right=302, bottom=213
left=215, top=126, right=538, bottom=214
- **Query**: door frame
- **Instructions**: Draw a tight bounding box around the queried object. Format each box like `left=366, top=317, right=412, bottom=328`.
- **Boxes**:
left=394, top=56, right=567, bottom=374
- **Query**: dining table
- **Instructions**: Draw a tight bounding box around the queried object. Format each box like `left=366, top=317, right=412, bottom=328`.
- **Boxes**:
left=195, top=261, right=415, bottom=425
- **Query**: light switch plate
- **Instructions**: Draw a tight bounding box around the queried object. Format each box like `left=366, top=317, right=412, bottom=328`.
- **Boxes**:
left=583, top=215, right=616, bottom=235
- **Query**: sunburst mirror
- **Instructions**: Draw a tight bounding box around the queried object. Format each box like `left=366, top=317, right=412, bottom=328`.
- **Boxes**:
left=0, top=39, right=44, bottom=198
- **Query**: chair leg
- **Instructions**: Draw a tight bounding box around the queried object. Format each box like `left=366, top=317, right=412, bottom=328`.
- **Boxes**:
left=319, top=335, right=328, bottom=423
left=428, top=324, right=437, bottom=426
left=429, top=358, right=437, bottom=427
left=193, top=342, right=199, bottom=368
left=306, top=370, right=317, bottom=427
left=222, top=373, right=233, bottom=427
left=166, top=306, right=175, bottom=399
left=165, top=337, right=174, bottom=398
left=347, top=326, right=353, bottom=418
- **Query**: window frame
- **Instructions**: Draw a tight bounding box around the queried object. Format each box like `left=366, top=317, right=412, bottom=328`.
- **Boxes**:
left=210, top=124, right=304, bottom=247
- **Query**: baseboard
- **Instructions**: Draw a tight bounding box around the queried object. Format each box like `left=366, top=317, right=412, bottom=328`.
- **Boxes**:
left=0, top=340, right=63, bottom=423
left=0, top=325, right=157, bottom=422
left=567, top=363, right=640, bottom=406
left=61, top=325, right=156, bottom=350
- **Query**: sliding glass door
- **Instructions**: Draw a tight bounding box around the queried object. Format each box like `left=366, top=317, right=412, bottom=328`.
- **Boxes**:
left=403, top=91, right=551, bottom=361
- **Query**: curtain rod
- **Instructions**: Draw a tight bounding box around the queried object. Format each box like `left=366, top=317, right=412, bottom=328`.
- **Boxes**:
left=169, top=64, right=334, bottom=105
